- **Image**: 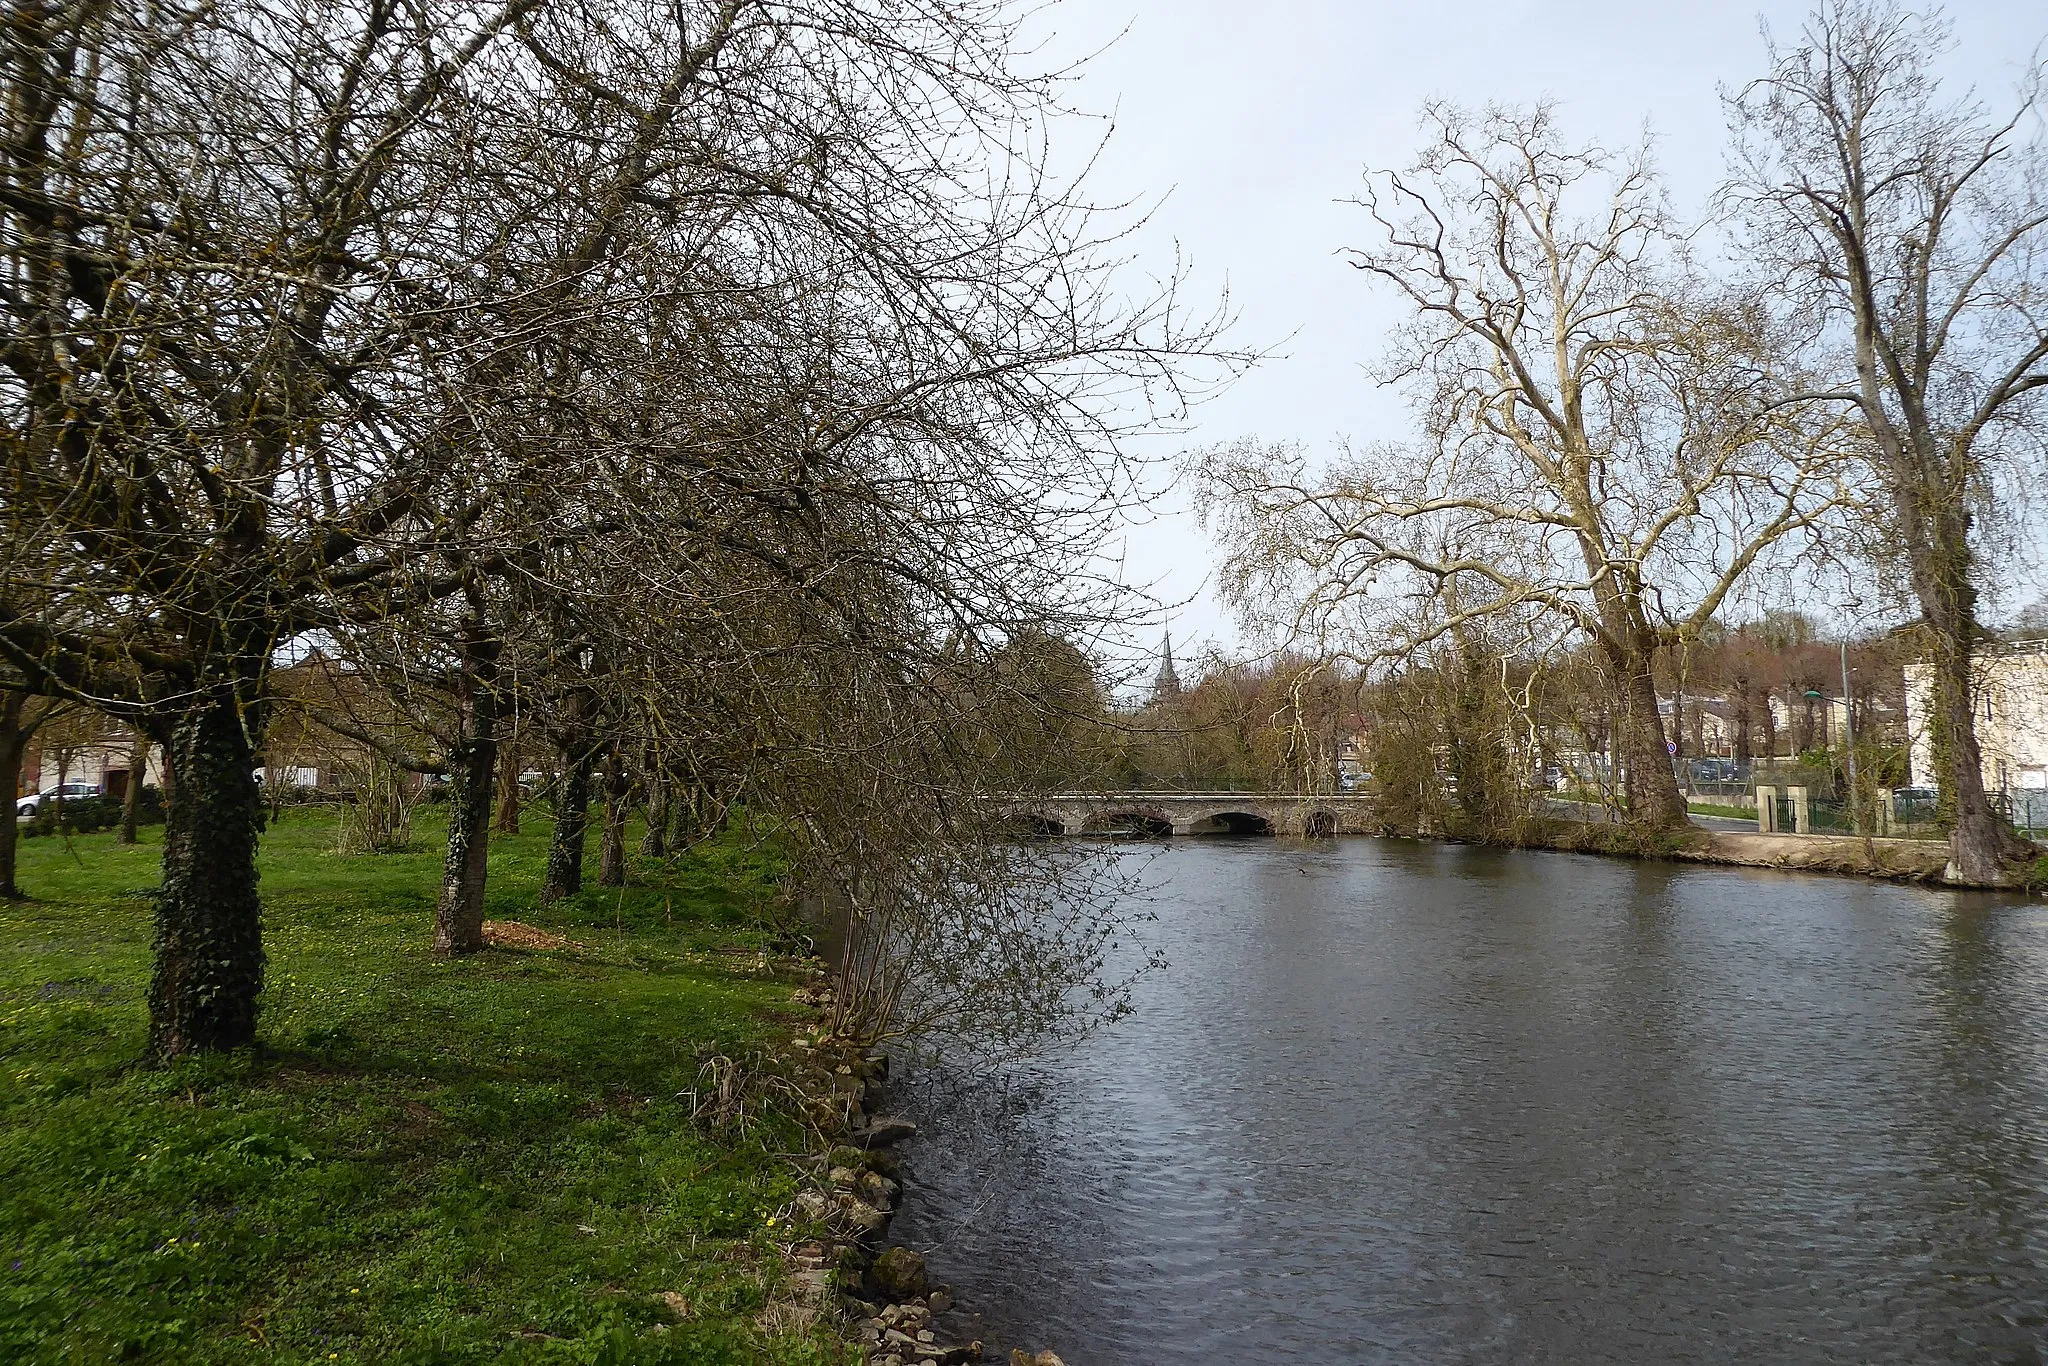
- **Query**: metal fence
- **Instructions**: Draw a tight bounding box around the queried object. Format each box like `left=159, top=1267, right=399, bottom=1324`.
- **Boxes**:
left=1996, top=789, right=2048, bottom=839
left=1755, top=791, right=2038, bottom=841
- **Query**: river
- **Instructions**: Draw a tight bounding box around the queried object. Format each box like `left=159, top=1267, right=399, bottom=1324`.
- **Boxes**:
left=888, top=838, right=2048, bottom=1363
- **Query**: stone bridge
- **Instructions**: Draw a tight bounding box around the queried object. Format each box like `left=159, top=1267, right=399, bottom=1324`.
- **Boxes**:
left=1009, top=791, right=1381, bottom=838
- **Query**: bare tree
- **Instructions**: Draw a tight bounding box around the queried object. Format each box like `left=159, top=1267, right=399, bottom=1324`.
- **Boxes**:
left=116, top=727, right=155, bottom=844
left=1202, top=104, right=1842, bottom=828
left=0, top=690, right=66, bottom=898
left=4, top=0, right=1235, bottom=1058
left=1726, top=0, right=2048, bottom=880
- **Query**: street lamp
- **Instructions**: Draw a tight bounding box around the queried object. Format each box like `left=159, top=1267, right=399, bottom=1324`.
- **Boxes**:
left=1835, top=595, right=1883, bottom=837
left=1804, top=669, right=1863, bottom=831
left=1837, top=629, right=1861, bottom=834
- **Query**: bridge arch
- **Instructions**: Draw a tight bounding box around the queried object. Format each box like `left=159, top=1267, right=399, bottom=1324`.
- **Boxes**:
left=1085, top=808, right=1174, bottom=838
left=994, top=809, right=1066, bottom=837
left=1185, top=809, right=1274, bottom=837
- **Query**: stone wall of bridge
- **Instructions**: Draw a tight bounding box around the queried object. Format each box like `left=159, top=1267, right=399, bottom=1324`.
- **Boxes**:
left=1012, top=792, right=1381, bottom=838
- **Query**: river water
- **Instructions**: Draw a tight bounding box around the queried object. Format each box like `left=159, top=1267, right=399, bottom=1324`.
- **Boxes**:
left=888, top=839, right=2048, bottom=1364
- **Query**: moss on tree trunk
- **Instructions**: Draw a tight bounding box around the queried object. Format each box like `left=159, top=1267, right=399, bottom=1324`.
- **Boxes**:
left=542, top=752, right=593, bottom=903
left=148, top=689, right=266, bottom=1057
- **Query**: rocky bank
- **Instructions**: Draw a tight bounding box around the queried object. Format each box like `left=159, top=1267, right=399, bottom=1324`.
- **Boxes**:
left=779, top=983, right=1067, bottom=1366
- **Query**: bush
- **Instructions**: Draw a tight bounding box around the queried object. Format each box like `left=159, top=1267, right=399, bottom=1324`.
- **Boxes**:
left=20, top=800, right=106, bottom=838
left=18, top=789, right=164, bottom=839
left=57, top=795, right=123, bottom=834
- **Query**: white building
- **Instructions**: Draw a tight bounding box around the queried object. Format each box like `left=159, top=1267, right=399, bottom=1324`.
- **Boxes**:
left=30, top=729, right=167, bottom=800
left=1904, top=639, right=2048, bottom=794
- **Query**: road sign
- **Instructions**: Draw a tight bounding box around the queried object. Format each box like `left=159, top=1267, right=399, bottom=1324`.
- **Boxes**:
left=1666, top=741, right=1677, bottom=755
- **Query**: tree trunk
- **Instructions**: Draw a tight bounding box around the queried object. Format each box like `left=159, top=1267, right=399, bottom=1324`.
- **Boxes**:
left=541, top=748, right=594, bottom=902
left=435, top=627, right=500, bottom=954
left=679, top=778, right=704, bottom=843
left=1924, top=600, right=2022, bottom=883
left=668, top=773, right=700, bottom=850
left=598, top=751, right=628, bottom=887
left=1608, top=646, right=1687, bottom=828
left=1730, top=681, right=1752, bottom=764
left=148, top=687, right=266, bottom=1057
left=1, top=692, right=28, bottom=900
left=494, top=729, right=522, bottom=835
left=639, top=756, right=668, bottom=858
left=118, top=732, right=151, bottom=844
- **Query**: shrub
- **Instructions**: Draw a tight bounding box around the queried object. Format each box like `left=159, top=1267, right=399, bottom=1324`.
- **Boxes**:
left=58, top=795, right=123, bottom=834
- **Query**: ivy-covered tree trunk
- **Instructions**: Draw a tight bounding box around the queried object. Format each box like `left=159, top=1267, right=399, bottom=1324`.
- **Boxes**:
left=1922, top=593, right=2025, bottom=883
left=148, top=686, right=266, bottom=1058
left=435, top=628, right=501, bottom=954
left=541, top=749, right=594, bottom=903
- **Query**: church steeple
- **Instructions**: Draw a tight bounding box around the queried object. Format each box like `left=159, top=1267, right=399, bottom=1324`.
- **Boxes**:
left=1152, top=630, right=1181, bottom=701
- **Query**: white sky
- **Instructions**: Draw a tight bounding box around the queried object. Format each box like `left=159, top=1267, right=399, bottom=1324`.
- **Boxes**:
left=1037, top=0, right=2046, bottom=668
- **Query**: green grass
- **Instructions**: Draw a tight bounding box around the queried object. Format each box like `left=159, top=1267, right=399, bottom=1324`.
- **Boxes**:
left=0, top=809, right=847, bottom=1365
left=1686, top=801, right=1757, bottom=821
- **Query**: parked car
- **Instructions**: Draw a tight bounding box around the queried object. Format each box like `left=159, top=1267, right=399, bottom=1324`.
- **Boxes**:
left=15, top=782, right=103, bottom=818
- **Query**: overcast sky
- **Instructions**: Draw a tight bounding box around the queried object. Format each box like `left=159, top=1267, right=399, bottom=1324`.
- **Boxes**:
left=1033, top=0, right=2046, bottom=669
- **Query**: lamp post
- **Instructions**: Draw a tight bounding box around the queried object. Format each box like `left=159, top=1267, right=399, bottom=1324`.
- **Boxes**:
left=1805, top=675, right=1862, bottom=833
left=1837, top=635, right=1860, bottom=830
left=1836, top=595, right=1878, bottom=838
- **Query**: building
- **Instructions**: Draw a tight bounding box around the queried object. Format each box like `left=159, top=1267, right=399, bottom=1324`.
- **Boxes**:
left=24, top=719, right=165, bottom=800
left=1904, top=639, right=2048, bottom=795
left=14, top=650, right=387, bottom=802
left=1152, top=632, right=1181, bottom=702
left=1659, top=695, right=1739, bottom=757
left=1661, top=690, right=1903, bottom=761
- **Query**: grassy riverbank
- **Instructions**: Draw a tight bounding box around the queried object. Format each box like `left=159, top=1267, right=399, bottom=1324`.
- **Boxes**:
left=0, top=810, right=846, bottom=1364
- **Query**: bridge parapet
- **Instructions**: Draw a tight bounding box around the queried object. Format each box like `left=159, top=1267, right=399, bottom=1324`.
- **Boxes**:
left=1010, top=792, right=1380, bottom=838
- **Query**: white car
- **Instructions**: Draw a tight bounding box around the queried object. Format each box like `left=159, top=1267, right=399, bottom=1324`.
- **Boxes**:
left=15, top=782, right=102, bottom=818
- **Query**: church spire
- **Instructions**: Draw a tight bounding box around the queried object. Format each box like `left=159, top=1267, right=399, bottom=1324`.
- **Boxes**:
left=1152, top=630, right=1181, bottom=701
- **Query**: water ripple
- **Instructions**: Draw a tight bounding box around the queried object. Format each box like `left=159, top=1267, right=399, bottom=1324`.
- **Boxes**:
left=889, top=841, right=2048, bottom=1364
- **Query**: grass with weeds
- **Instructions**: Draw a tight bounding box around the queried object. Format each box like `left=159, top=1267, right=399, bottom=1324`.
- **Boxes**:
left=0, top=808, right=847, bottom=1365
